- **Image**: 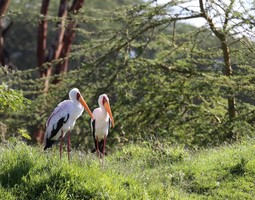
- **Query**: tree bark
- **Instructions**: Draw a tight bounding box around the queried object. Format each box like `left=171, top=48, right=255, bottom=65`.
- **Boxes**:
left=37, top=0, right=49, bottom=68
left=52, top=0, right=84, bottom=84
left=0, top=0, right=11, bottom=67
left=50, top=0, right=67, bottom=61
left=38, top=0, right=85, bottom=89
left=37, top=0, right=51, bottom=94
left=222, top=39, right=236, bottom=120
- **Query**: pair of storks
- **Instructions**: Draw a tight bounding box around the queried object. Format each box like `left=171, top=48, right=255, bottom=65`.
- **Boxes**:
left=44, top=88, right=114, bottom=164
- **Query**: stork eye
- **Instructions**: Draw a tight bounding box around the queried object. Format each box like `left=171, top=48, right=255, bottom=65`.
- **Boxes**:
left=76, top=93, right=81, bottom=100
left=102, top=96, right=107, bottom=105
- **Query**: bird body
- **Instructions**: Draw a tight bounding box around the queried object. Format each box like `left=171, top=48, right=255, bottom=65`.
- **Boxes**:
left=44, top=88, right=94, bottom=161
left=45, top=100, right=82, bottom=144
left=91, top=94, right=114, bottom=165
left=92, top=106, right=110, bottom=141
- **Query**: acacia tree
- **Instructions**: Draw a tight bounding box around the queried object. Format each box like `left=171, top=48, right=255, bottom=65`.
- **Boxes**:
left=31, top=0, right=255, bottom=145
left=170, top=0, right=255, bottom=121
left=1, top=1, right=255, bottom=147
left=77, top=0, right=255, bottom=145
left=197, top=0, right=255, bottom=139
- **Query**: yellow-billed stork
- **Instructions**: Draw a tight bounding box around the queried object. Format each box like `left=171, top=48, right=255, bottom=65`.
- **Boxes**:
left=44, top=88, right=94, bottom=162
left=91, top=94, right=114, bottom=165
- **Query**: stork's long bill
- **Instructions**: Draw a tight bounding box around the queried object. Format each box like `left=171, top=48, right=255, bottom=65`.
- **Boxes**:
left=79, top=95, right=94, bottom=120
left=103, top=98, right=114, bottom=127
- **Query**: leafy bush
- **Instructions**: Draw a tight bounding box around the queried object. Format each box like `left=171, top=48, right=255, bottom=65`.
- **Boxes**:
left=0, top=83, right=30, bottom=113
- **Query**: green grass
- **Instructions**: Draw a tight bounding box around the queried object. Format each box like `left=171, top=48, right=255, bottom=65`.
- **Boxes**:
left=0, top=139, right=255, bottom=199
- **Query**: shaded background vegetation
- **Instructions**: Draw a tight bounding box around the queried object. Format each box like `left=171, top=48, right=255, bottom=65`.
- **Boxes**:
left=1, top=0, right=255, bottom=152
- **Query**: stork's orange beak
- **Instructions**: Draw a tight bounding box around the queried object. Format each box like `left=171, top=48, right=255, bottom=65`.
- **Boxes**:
left=79, top=95, right=94, bottom=120
left=104, top=100, right=114, bottom=128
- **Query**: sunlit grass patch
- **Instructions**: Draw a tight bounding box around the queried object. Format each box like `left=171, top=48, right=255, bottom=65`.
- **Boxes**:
left=170, top=141, right=255, bottom=199
left=1, top=139, right=255, bottom=199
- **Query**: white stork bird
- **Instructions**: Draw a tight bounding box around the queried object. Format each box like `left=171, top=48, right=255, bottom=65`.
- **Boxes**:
left=91, top=94, right=114, bottom=165
left=44, top=88, right=94, bottom=162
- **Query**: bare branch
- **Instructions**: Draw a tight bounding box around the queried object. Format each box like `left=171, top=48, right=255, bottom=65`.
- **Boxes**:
left=223, top=0, right=235, bottom=31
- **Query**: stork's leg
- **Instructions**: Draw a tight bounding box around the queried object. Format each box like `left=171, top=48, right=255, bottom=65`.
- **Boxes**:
left=96, top=136, right=100, bottom=164
left=60, top=131, right=63, bottom=159
left=102, top=135, right=107, bottom=166
left=67, top=130, right=71, bottom=163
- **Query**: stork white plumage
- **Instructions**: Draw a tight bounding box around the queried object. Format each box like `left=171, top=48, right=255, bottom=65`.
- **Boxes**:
left=91, top=94, right=114, bottom=165
left=44, top=88, right=94, bottom=162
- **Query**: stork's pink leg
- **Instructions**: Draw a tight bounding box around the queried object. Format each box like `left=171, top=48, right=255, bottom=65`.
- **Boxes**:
left=60, top=131, right=63, bottom=159
left=96, top=136, right=100, bottom=164
left=67, top=131, right=71, bottom=163
left=102, top=135, right=107, bottom=166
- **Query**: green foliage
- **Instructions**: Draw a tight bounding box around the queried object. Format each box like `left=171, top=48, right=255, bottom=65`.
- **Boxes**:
left=17, top=128, right=31, bottom=140
left=1, top=1, right=255, bottom=148
left=0, top=83, right=30, bottom=113
left=0, top=140, right=255, bottom=199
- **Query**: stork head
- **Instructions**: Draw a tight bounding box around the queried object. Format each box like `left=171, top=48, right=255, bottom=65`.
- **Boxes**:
left=99, top=94, right=114, bottom=127
left=69, top=88, right=94, bottom=119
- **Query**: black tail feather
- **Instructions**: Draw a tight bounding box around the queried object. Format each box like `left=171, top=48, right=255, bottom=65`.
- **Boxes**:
left=44, top=138, right=55, bottom=150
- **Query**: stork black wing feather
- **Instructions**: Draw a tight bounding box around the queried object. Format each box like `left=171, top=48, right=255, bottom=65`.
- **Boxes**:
left=44, top=138, right=55, bottom=150
left=44, top=114, right=69, bottom=151
left=91, top=119, right=96, bottom=153
left=50, top=114, right=69, bottom=140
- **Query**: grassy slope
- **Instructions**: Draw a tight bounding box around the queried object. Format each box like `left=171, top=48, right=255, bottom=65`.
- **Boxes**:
left=0, top=140, right=255, bottom=200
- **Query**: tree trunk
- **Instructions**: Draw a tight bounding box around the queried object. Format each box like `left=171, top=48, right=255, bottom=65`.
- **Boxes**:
left=0, top=0, right=11, bottom=67
left=37, top=0, right=50, bottom=93
left=222, top=40, right=237, bottom=120
left=199, top=0, right=237, bottom=120
left=37, top=0, right=49, bottom=68
left=199, top=0, right=238, bottom=140
left=52, top=0, right=84, bottom=84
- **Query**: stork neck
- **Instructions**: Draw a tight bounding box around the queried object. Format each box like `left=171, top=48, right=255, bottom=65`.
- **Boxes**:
left=100, top=104, right=108, bottom=116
